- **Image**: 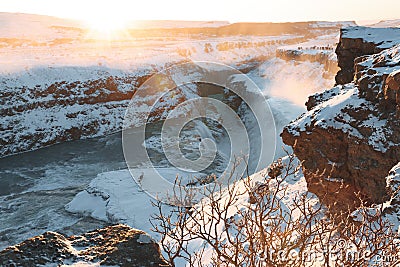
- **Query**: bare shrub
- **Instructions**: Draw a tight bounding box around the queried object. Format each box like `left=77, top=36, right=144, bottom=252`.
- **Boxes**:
left=150, top=154, right=399, bottom=267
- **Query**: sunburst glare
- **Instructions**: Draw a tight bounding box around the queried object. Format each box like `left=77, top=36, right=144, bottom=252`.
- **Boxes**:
left=82, top=9, right=133, bottom=40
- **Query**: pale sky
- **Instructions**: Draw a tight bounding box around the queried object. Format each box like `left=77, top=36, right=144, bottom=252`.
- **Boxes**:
left=0, top=0, right=399, bottom=23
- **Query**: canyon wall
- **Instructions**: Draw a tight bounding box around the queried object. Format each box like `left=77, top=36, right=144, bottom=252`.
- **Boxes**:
left=0, top=69, right=153, bottom=157
left=0, top=62, right=263, bottom=158
left=335, top=26, right=400, bottom=85
left=276, top=48, right=338, bottom=76
left=282, top=27, right=400, bottom=211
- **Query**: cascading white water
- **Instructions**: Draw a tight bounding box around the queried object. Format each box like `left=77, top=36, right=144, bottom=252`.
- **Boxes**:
left=192, top=119, right=215, bottom=141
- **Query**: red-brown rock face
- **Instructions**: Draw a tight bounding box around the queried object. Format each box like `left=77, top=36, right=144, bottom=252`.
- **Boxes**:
left=282, top=29, right=400, bottom=211
left=335, top=27, right=400, bottom=85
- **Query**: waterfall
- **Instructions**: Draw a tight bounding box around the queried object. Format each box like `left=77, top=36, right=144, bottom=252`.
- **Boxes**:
left=192, top=119, right=215, bottom=141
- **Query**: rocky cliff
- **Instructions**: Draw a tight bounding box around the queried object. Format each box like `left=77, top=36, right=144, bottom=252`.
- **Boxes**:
left=282, top=27, right=400, bottom=213
left=335, top=26, right=400, bottom=85
left=0, top=224, right=169, bottom=267
left=276, top=47, right=338, bottom=76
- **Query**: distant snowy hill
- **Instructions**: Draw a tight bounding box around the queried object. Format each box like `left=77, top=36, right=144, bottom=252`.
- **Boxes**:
left=370, top=19, right=400, bottom=28
left=0, top=12, right=229, bottom=38
left=128, top=20, right=230, bottom=29
left=0, top=12, right=83, bottom=39
left=0, top=12, right=230, bottom=40
left=309, top=21, right=356, bottom=28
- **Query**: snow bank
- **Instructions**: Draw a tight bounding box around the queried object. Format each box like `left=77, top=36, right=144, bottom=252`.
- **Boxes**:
left=65, top=168, right=207, bottom=234
left=66, top=157, right=313, bottom=240
left=65, top=169, right=156, bottom=234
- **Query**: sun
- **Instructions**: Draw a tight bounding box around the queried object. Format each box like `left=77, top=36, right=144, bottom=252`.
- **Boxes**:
left=83, top=13, right=132, bottom=40
left=87, top=17, right=126, bottom=33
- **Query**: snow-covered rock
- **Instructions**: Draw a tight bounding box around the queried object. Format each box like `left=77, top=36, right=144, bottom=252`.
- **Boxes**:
left=351, top=162, right=400, bottom=233
left=282, top=27, right=400, bottom=212
left=382, top=162, right=400, bottom=230
left=0, top=224, right=168, bottom=266
left=335, top=26, right=400, bottom=85
left=276, top=33, right=339, bottom=75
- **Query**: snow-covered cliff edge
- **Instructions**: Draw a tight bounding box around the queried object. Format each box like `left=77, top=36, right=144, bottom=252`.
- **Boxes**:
left=282, top=27, right=400, bottom=216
